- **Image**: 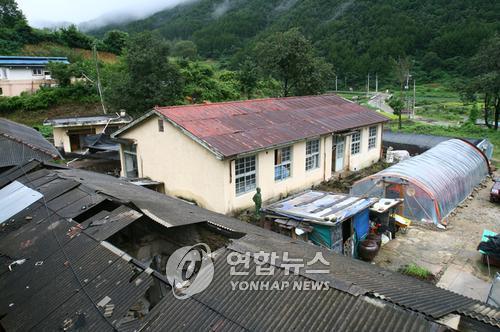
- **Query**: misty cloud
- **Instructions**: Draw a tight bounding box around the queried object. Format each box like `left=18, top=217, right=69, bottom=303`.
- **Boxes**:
left=16, top=0, right=197, bottom=30
left=212, top=0, right=233, bottom=19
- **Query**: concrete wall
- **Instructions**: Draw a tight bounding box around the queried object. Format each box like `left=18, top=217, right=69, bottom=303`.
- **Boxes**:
left=53, top=125, right=106, bottom=153
left=119, top=114, right=383, bottom=215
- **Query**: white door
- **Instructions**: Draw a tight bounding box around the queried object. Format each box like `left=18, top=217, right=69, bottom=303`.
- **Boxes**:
left=334, top=136, right=345, bottom=172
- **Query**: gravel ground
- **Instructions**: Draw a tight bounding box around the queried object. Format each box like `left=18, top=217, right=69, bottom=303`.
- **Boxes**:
left=374, top=172, right=500, bottom=284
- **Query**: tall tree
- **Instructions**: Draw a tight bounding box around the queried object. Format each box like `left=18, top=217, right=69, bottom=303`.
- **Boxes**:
left=105, top=32, right=184, bottom=114
left=469, top=35, right=500, bottom=129
left=102, top=30, right=129, bottom=54
left=254, top=28, right=333, bottom=97
left=238, top=58, right=259, bottom=98
left=0, top=0, right=33, bottom=53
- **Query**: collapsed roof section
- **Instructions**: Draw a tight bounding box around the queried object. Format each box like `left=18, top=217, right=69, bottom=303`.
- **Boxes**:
left=0, top=161, right=499, bottom=331
left=351, top=139, right=490, bottom=225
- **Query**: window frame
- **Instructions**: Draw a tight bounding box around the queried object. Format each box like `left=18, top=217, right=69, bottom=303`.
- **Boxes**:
left=32, top=68, right=43, bottom=76
left=368, top=126, right=377, bottom=150
left=123, top=144, right=138, bottom=178
left=158, top=119, right=164, bottom=132
left=235, top=155, right=257, bottom=195
left=305, top=139, right=320, bottom=171
left=274, top=146, right=292, bottom=181
left=351, top=130, right=361, bottom=155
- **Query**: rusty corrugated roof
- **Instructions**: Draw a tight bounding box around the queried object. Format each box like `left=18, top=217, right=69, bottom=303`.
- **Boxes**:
left=155, top=94, right=389, bottom=158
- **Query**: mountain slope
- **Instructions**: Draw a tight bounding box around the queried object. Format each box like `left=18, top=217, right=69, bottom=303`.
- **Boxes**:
left=92, top=0, right=500, bottom=82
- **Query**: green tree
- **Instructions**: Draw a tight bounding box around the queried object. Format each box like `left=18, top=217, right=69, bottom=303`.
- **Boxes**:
left=58, top=25, right=94, bottom=49
left=389, top=96, right=405, bottom=129
left=172, top=40, right=198, bottom=59
left=0, top=0, right=33, bottom=53
left=254, top=28, right=333, bottom=97
left=102, top=30, right=129, bottom=54
left=238, top=58, right=259, bottom=98
left=468, top=104, right=479, bottom=124
left=468, top=35, right=500, bottom=130
left=0, top=0, right=25, bottom=27
left=105, top=32, right=184, bottom=114
left=47, top=62, right=74, bottom=87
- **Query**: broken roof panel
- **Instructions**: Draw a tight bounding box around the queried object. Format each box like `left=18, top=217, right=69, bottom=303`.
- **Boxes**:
left=0, top=181, right=42, bottom=224
left=263, top=190, right=377, bottom=224
left=115, top=94, right=388, bottom=158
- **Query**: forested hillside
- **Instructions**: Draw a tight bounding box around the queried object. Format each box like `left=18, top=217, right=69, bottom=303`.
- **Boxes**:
left=92, top=0, right=500, bottom=84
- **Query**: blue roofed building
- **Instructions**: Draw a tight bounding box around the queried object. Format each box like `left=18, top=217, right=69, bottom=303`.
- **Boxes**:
left=0, top=56, right=69, bottom=96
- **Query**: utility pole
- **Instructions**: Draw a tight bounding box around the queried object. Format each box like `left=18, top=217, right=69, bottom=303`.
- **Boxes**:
left=335, top=75, right=338, bottom=92
left=93, top=43, right=107, bottom=114
left=413, top=79, right=416, bottom=118
left=375, top=74, right=378, bottom=93
left=367, top=73, right=370, bottom=97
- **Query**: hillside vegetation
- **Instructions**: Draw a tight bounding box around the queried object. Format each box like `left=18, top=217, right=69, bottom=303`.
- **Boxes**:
left=92, top=0, right=500, bottom=84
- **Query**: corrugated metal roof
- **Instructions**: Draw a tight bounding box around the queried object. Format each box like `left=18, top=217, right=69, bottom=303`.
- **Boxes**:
left=0, top=56, right=69, bottom=66
left=152, top=94, right=388, bottom=157
left=43, top=114, right=133, bottom=127
left=0, top=118, right=61, bottom=166
left=263, top=190, right=377, bottom=224
left=0, top=161, right=499, bottom=331
left=140, top=249, right=439, bottom=332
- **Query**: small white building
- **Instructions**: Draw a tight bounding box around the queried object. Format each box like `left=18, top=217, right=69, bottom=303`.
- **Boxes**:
left=44, top=114, right=133, bottom=153
left=0, top=56, right=69, bottom=97
left=113, top=95, right=389, bottom=215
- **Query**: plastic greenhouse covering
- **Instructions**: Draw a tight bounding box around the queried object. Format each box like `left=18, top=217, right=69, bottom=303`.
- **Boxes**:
left=351, top=139, right=489, bottom=225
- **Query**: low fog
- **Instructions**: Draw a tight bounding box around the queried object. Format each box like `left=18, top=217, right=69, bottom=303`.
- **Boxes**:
left=16, top=0, right=197, bottom=30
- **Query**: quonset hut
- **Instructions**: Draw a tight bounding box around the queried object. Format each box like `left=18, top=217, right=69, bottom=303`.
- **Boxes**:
left=351, top=139, right=490, bottom=226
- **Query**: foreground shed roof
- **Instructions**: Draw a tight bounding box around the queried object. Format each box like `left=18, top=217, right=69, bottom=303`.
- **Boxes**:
left=0, top=161, right=498, bottom=331
left=0, top=118, right=61, bottom=167
left=114, top=95, right=389, bottom=158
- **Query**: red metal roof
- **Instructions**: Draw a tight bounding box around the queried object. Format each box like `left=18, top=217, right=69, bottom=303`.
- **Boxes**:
left=156, top=94, right=389, bottom=158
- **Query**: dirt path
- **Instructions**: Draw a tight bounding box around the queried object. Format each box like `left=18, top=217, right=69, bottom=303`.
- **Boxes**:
left=374, top=173, right=500, bottom=300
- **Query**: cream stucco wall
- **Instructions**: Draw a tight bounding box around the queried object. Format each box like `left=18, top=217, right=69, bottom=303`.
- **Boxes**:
left=345, top=124, right=383, bottom=171
left=53, top=125, right=106, bottom=153
left=119, top=116, right=229, bottom=213
left=118, top=114, right=383, bottom=215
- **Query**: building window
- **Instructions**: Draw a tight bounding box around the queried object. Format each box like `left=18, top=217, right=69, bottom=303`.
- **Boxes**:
left=235, top=155, right=256, bottom=195
left=305, top=139, right=320, bottom=171
left=368, top=126, right=377, bottom=149
left=351, top=130, right=361, bottom=155
left=274, top=146, right=292, bottom=181
left=0, top=87, right=2, bottom=96
left=32, top=68, right=43, bottom=76
left=158, top=119, right=164, bottom=132
left=124, top=144, right=138, bottom=178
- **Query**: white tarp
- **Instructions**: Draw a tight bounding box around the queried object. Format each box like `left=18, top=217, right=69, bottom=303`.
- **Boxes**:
left=0, top=180, right=43, bottom=224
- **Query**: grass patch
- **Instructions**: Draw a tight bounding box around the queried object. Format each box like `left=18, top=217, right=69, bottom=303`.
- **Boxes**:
left=399, top=263, right=433, bottom=281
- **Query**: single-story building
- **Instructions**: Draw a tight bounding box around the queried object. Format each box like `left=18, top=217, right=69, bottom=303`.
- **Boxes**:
left=44, top=113, right=132, bottom=153
left=0, top=56, right=69, bottom=97
left=0, top=118, right=61, bottom=171
left=113, top=95, right=389, bottom=214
